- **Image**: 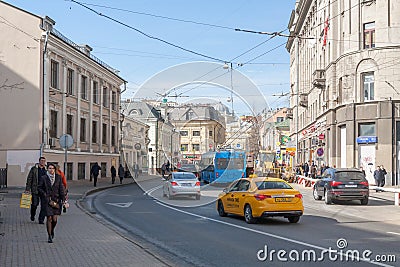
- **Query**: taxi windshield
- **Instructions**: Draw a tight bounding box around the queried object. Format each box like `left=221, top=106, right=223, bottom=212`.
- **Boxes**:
left=256, top=181, right=293, bottom=190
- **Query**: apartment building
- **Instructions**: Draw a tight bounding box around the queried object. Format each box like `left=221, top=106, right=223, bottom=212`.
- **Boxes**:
left=0, top=2, right=125, bottom=185
left=287, top=0, right=400, bottom=185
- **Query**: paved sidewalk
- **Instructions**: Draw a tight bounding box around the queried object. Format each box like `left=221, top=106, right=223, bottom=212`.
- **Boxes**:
left=0, top=175, right=172, bottom=267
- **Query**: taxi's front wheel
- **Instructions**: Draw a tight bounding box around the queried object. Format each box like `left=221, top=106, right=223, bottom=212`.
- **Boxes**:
left=217, top=200, right=227, bottom=217
left=244, top=204, right=257, bottom=224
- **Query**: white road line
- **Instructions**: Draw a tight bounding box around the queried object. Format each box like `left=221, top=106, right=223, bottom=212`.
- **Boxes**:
left=143, top=185, right=163, bottom=195
left=387, top=232, right=400, bottom=236
left=368, top=197, right=387, bottom=201
left=156, top=201, right=394, bottom=267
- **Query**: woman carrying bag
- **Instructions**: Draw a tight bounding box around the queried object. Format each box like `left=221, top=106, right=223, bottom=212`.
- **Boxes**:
left=38, top=163, right=65, bottom=243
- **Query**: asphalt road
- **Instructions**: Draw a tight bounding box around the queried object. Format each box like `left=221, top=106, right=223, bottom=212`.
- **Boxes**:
left=86, top=178, right=400, bottom=267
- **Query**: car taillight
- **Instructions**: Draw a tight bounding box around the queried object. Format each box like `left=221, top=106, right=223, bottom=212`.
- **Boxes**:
left=359, top=181, right=369, bottom=186
left=330, top=181, right=342, bottom=186
left=254, top=194, right=272, bottom=200
left=195, top=181, right=200, bottom=186
left=170, top=181, right=178, bottom=186
left=294, top=194, right=303, bottom=199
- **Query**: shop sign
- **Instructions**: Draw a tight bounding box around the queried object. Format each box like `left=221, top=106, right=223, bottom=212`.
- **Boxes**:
left=356, top=136, right=377, bottom=144
left=318, top=133, right=325, bottom=140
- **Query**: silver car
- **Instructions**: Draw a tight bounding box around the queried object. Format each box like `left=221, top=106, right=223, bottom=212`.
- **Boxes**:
left=163, top=172, right=201, bottom=200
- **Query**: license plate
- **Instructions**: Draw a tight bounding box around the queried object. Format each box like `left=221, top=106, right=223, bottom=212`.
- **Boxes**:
left=275, top=197, right=292, bottom=202
left=182, top=183, right=192, bottom=186
left=345, top=185, right=357, bottom=188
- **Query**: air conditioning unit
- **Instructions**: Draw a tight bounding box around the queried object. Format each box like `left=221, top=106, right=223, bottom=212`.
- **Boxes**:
left=48, top=138, right=57, bottom=147
left=299, top=94, right=308, bottom=108
left=286, top=108, right=293, bottom=119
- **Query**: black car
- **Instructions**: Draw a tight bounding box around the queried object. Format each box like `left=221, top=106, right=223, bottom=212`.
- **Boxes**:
left=313, top=168, right=369, bottom=205
left=177, top=164, right=200, bottom=179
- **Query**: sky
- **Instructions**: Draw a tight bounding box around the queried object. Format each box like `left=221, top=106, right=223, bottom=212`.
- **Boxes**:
left=5, top=0, right=297, bottom=115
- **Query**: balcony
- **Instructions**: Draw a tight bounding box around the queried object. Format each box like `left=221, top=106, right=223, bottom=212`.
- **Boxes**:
left=312, top=69, right=326, bottom=89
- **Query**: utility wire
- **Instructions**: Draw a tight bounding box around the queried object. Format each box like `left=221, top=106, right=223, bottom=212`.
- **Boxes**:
left=69, top=0, right=226, bottom=63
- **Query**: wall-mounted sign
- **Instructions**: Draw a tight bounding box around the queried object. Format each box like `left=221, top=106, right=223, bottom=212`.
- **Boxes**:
left=356, top=136, right=377, bottom=144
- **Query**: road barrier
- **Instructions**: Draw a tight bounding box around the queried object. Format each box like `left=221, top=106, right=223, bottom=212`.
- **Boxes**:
left=294, top=175, right=319, bottom=188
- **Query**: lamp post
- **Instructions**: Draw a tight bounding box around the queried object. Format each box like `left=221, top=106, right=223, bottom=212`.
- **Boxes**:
left=223, top=62, right=234, bottom=116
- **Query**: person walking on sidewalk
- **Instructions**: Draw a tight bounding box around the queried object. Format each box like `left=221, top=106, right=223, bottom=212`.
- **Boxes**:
left=133, top=162, right=139, bottom=179
left=25, top=156, right=47, bottom=224
left=111, top=165, right=117, bottom=184
left=373, top=165, right=385, bottom=192
left=90, top=162, right=101, bottom=187
left=118, top=164, right=124, bottom=184
left=38, top=163, right=65, bottom=243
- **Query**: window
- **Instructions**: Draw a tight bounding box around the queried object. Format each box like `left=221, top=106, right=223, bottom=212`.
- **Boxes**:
left=93, top=81, right=98, bottom=104
left=180, top=131, right=188, bottom=136
left=92, top=121, right=97, bottom=143
left=276, top=117, right=284, bottom=123
left=363, top=73, right=374, bottom=101
left=102, top=123, right=107, bottom=145
left=192, top=144, right=200, bottom=151
left=67, top=68, right=74, bottom=95
left=186, top=111, right=195, bottom=120
left=49, top=110, right=58, bottom=138
left=78, top=163, right=85, bottom=180
left=50, top=60, right=59, bottom=89
left=81, top=76, right=87, bottom=100
left=66, top=162, right=73, bottom=180
left=363, top=22, right=375, bottom=49
left=181, top=144, right=188, bottom=151
left=359, top=123, right=376, bottom=136
left=111, top=126, right=116, bottom=146
left=67, top=114, right=73, bottom=135
left=80, top=118, right=86, bottom=142
left=111, top=91, right=117, bottom=111
left=192, top=131, right=200, bottom=136
left=101, top=162, right=107, bottom=177
left=103, top=87, right=108, bottom=108
left=209, top=130, right=213, bottom=137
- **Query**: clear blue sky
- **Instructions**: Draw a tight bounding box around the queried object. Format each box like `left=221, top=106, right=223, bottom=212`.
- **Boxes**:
left=6, top=0, right=296, bottom=115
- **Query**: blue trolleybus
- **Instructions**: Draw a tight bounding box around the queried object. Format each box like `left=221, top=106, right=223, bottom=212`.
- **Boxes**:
left=199, top=150, right=246, bottom=184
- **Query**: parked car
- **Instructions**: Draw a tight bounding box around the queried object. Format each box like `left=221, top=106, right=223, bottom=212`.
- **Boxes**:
left=163, top=172, right=201, bottom=200
left=177, top=164, right=200, bottom=179
left=313, top=168, right=369, bottom=205
left=216, top=177, right=304, bottom=224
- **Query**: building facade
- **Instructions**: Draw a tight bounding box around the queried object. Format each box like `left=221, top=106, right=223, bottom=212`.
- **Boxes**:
left=287, top=0, right=400, bottom=185
left=0, top=2, right=125, bottom=185
left=169, top=105, right=226, bottom=164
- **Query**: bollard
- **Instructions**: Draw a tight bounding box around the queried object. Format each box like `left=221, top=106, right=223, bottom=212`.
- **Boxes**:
left=395, top=192, right=400, bottom=206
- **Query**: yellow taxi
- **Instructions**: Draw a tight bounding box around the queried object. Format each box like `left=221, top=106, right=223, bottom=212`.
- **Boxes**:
left=216, top=177, right=304, bottom=224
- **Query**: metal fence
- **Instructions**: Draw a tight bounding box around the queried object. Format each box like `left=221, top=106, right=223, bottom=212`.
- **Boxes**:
left=0, top=166, right=7, bottom=188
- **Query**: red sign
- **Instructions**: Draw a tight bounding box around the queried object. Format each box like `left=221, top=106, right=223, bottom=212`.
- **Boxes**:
left=318, top=134, right=325, bottom=140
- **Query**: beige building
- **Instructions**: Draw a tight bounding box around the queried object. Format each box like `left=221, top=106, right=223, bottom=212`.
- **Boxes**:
left=169, top=105, right=226, bottom=164
left=287, top=0, right=400, bottom=185
left=0, top=2, right=125, bottom=185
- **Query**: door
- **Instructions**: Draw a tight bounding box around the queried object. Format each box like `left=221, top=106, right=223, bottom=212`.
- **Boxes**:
left=359, top=144, right=375, bottom=185
left=340, top=127, right=347, bottom=167
left=230, top=180, right=251, bottom=215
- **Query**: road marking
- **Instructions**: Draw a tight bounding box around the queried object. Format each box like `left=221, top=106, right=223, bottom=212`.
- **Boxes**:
left=144, top=185, right=163, bottom=195
left=156, top=201, right=393, bottom=267
left=105, top=202, right=133, bottom=208
left=387, top=232, right=400, bottom=236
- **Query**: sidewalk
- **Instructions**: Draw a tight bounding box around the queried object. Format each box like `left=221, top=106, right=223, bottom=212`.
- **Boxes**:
left=0, top=175, right=173, bottom=267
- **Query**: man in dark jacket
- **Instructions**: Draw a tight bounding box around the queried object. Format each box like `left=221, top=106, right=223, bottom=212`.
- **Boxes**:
left=90, top=162, right=101, bottom=187
left=25, top=156, right=47, bottom=224
left=110, top=165, right=116, bottom=184
left=118, top=164, right=124, bottom=184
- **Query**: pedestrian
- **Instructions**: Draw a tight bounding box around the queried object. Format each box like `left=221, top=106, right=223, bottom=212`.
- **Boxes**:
left=90, top=162, right=101, bottom=187
left=379, top=165, right=387, bottom=188
left=373, top=165, right=384, bottom=192
left=118, top=164, right=124, bottom=184
left=161, top=162, right=167, bottom=178
left=110, top=165, right=116, bottom=184
left=55, top=164, right=68, bottom=213
left=360, top=166, right=366, bottom=177
left=133, top=162, right=139, bottom=179
left=166, top=160, right=170, bottom=172
left=25, top=156, right=47, bottom=224
left=303, top=162, right=309, bottom=177
left=37, top=163, right=65, bottom=243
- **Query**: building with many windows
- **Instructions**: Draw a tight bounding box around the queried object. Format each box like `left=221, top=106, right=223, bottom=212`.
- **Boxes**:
left=287, top=0, right=400, bottom=185
left=0, top=2, right=125, bottom=185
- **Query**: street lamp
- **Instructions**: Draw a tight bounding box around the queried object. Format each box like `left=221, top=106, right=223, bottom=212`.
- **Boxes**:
left=223, top=62, right=234, bottom=116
